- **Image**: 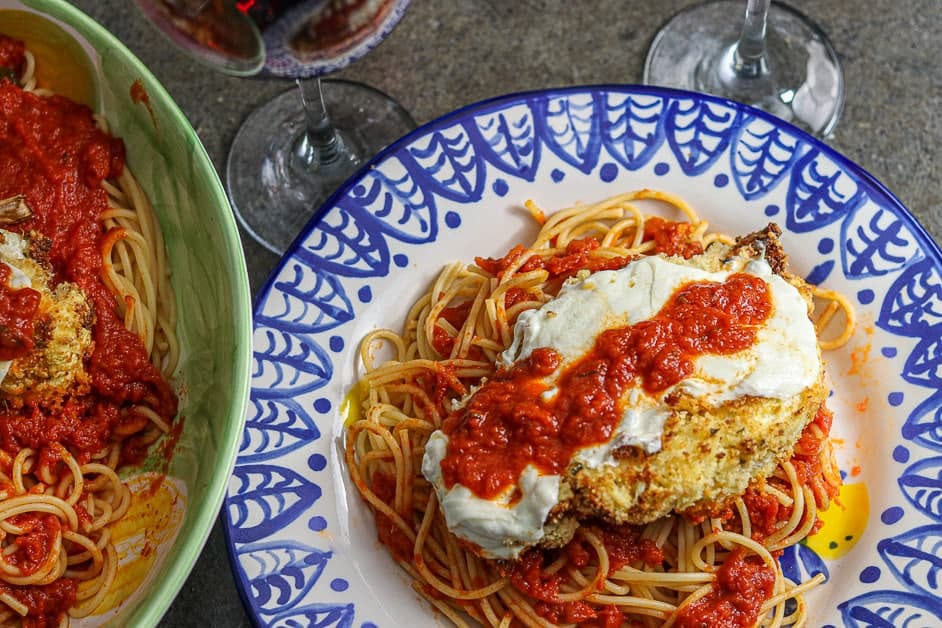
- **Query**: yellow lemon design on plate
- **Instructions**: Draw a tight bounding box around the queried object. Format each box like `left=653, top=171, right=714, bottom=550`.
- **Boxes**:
left=805, top=481, right=869, bottom=560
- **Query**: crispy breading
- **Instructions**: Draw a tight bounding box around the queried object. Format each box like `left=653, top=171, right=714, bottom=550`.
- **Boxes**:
left=569, top=377, right=826, bottom=525
left=550, top=227, right=826, bottom=534
left=0, top=231, right=94, bottom=405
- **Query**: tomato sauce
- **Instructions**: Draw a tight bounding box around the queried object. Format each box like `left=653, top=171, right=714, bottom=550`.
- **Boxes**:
left=0, top=263, right=41, bottom=360
left=475, top=218, right=703, bottom=285
left=370, top=471, right=414, bottom=562
left=0, top=36, right=24, bottom=80
left=0, top=64, right=177, bottom=463
left=508, top=524, right=661, bottom=626
left=431, top=301, right=472, bottom=356
left=476, top=238, right=634, bottom=283
left=674, top=549, right=775, bottom=628
left=439, top=272, right=772, bottom=499
left=0, top=37, right=178, bottom=623
left=4, top=514, right=60, bottom=575
left=643, top=216, right=704, bottom=259
left=543, top=238, right=633, bottom=278
left=0, top=579, right=76, bottom=628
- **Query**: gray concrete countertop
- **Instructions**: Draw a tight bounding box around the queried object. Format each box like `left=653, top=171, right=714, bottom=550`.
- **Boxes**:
left=63, top=1, right=942, bottom=626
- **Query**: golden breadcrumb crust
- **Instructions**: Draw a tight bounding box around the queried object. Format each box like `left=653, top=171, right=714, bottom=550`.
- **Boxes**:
left=545, top=226, right=826, bottom=541
left=0, top=232, right=94, bottom=406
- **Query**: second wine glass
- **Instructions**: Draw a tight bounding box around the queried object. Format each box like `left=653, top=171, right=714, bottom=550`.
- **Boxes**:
left=228, top=0, right=415, bottom=255
left=643, top=0, right=844, bottom=138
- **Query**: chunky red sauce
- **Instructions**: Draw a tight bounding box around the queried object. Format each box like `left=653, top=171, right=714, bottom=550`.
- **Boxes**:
left=508, top=525, right=661, bottom=626
left=476, top=238, right=633, bottom=283
left=0, top=262, right=41, bottom=360
left=674, top=549, right=775, bottom=628
left=0, top=37, right=178, bottom=623
left=4, top=514, right=60, bottom=575
left=0, top=65, right=177, bottom=462
left=643, top=216, right=704, bottom=259
left=792, top=406, right=839, bottom=494
left=0, top=579, right=76, bottom=628
left=476, top=218, right=702, bottom=283
left=0, top=35, right=24, bottom=77
left=439, top=272, right=772, bottom=498
left=565, top=525, right=665, bottom=574
left=371, top=471, right=413, bottom=563
left=431, top=301, right=473, bottom=357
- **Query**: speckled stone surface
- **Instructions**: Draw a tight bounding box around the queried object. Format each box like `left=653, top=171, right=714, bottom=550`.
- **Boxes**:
left=61, top=1, right=942, bottom=625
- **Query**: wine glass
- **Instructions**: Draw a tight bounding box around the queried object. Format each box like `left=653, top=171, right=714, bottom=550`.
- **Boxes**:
left=138, top=0, right=416, bottom=255
left=643, top=0, right=844, bottom=138
left=134, top=0, right=265, bottom=76
left=228, top=0, right=416, bottom=255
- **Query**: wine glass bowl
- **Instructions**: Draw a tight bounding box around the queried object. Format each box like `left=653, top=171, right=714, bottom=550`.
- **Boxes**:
left=248, top=0, right=410, bottom=78
left=644, top=0, right=844, bottom=138
left=221, top=0, right=415, bottom=255
left=226, top=77, right=414, bottom=255
left=133, top=0, right=265, bottom=76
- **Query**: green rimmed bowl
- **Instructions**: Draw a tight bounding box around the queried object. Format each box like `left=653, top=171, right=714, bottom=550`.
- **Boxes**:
left=0, top=0, right=252, bottom=626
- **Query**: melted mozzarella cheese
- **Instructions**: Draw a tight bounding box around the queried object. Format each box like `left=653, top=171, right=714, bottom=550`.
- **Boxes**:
left=0, top=231, right=32, bottom=383
left=422, top=431, right=559, bottom=560
left=422, top=254, right=821, bottom=559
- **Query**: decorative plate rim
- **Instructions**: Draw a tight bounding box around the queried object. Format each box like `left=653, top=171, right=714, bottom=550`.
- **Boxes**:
left=259, top=84, right=941, bottom=303
left=226, top=83, right=942, bottom=628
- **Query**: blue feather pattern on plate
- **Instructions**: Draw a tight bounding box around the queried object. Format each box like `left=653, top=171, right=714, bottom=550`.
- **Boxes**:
left=224, top=87, right=942, bottom=626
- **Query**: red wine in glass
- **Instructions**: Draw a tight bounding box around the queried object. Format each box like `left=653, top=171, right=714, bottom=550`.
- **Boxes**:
left=138, top=0, right=415, bottom=255
left=135, top=0, right=265, bottom=75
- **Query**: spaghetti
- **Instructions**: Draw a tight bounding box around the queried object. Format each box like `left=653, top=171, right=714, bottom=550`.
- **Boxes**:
left=346, top=190, right=851, bottom=627
left=0, top=36, right=179, bottom=625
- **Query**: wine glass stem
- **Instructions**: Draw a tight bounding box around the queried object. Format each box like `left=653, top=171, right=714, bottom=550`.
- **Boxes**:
left=295, top=78, right=342, bottom=168
left=732, top=0, right=770, bottom=79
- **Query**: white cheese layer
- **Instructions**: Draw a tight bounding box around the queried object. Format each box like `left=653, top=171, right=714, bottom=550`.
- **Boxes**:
left=421, top=431, right=559, bottom=560
left=0, top=231, right=33, bottom=383
left=422, top=254, right=821, bottom=559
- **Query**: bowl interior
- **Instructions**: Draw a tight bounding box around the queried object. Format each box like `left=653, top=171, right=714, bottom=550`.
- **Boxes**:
left=2, top=1, right=252, bottom=625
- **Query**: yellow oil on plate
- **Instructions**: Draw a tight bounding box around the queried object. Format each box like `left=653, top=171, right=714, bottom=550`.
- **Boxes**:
left=76, top=473, right=187, bottom=623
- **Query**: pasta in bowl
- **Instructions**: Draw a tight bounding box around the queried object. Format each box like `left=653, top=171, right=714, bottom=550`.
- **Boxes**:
left=0, top=1, right=251, bottom=625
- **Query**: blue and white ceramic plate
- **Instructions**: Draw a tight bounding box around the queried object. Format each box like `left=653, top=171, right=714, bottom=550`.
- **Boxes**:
left=224, top=86, right=942, bottom=627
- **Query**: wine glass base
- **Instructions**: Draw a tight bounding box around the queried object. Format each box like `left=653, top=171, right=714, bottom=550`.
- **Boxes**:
left=643, top=0, right=844, bottom=138
left=226, top=79, right=416, bottom=255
